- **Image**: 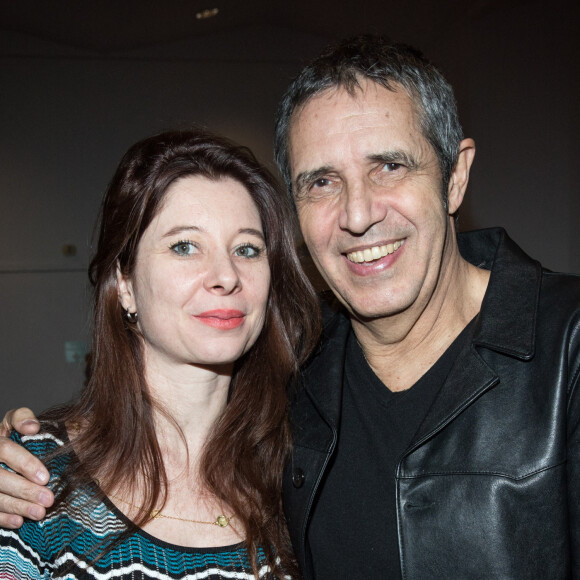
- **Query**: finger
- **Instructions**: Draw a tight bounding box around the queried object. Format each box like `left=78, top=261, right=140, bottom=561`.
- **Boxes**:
left=0, top=436, right=50, bottom=485
left=0, top=469, right=53, bottom=521
left=0, top=512, right=25, bottom=529
left=0, top=497, right=46, bottom=523
left=0, top=470, right=54, bottom=528
left=0, top=410, right=14, bottom=437
left=0, top=468, right=54, bottom=509
left=2, top=407, right=40, bottom=436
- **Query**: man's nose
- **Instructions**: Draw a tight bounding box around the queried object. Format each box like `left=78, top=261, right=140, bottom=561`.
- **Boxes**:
left=338, top=180, right=386, bottom=235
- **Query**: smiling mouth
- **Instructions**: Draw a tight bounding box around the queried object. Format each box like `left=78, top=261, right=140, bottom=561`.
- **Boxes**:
left=346, top=239, right=405, bottom=263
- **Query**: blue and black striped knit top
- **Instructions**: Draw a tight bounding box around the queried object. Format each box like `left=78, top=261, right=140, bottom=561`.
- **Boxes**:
left=0, top=425, right=276, bottom=579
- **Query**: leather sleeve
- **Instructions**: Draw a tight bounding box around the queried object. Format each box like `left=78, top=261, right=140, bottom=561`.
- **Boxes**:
left=568, top=327, right=580, bottom=578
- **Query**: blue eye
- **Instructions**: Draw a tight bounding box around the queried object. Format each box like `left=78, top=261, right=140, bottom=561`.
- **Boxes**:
left=170, top=241, right=196, bottom=256
left=234, top=244, right=262, bottom=258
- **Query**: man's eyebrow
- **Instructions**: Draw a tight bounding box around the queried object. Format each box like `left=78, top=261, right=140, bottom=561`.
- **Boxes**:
left=293, top=151, right=419, bottom=192
left=294, top=166, right=333, bottom=193
left=367, top=150, right=418, bottom=168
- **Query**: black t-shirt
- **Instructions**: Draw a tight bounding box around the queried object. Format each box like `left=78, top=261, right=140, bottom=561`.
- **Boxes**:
left=308, top=320, right=475, bottom=579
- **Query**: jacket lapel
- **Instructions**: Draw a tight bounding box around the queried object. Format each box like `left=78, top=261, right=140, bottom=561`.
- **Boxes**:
left=407, top=228, right=542, bottom=454
left=405, top=345, right=499, bottom=456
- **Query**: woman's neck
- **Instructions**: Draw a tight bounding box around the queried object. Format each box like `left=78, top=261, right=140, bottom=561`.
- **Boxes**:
left=144, top=355, right=232, bottom=447
left=108, top=359, right=241, bottom=547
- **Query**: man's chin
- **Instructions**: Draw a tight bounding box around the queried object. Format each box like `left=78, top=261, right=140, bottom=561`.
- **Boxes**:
left=345, top=300, right=411, bottom=324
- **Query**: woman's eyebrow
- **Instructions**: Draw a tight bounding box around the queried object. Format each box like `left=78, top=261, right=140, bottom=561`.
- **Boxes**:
left=161, top=225, right=264, bottom=241
left=239, top=228, right=265, bottom=241
left=161, top=225, right=202, bottom=239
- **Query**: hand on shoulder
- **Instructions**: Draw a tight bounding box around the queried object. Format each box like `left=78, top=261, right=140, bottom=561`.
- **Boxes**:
left=0, top=407, right=53, bottom=528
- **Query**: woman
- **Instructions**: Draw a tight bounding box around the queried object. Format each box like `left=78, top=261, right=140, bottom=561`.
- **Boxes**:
left=0, top=129, right=320, bottom=578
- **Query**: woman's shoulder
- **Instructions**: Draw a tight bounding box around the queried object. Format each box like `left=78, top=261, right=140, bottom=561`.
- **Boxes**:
left=5, top=420, right=70, bottom=482
left=9, top=419, right=67, bottom=454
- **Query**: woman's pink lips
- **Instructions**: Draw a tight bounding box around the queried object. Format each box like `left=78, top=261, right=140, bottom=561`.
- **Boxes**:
left=194, top=309, right=245, bottom=329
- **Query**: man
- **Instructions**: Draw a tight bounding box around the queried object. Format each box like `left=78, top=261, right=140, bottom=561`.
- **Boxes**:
left=1, top=36, right=579, bottom=578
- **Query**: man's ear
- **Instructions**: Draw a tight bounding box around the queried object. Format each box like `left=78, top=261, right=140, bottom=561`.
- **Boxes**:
left=116, top=263, right=136, bottom=313
left=447, top=138, right=476, bottom=215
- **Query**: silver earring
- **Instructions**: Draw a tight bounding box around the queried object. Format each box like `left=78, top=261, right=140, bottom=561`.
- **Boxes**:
left=125, top=310, right=138, bottom=323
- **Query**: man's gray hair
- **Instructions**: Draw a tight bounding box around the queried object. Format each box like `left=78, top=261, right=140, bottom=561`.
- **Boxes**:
left=274, top=35, right=464, bottom=205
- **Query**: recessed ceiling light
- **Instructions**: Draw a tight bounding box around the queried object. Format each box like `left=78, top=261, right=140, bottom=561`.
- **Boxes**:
left=196, top=7, right=219, bottom=20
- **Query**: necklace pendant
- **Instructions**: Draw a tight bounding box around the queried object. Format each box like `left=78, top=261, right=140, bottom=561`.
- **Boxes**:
left=216, top=515, right=229, bottom=527
left=150, top=509, right=162, bottom=519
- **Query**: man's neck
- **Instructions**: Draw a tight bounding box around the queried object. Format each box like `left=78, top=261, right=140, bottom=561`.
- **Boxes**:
left=351, top=250, right=490, bottom=392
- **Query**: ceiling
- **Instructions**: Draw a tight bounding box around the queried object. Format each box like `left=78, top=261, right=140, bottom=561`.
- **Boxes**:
left=0, top=0, right=531, bottom=55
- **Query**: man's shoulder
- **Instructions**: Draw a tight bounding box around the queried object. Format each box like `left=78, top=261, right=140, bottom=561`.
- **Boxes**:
left=536, top=268, right=580, bottom=332
left=459, top=227, right=579, bottom=320
left=541, top=267, right=580, bottom=291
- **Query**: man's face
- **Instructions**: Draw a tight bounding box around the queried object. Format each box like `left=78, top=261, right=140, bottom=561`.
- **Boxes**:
left=288, top=80, right=457, bottom=322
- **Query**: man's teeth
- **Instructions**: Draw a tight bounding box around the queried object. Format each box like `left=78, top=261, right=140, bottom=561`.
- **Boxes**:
left=346, top=240, right=404, bottom=263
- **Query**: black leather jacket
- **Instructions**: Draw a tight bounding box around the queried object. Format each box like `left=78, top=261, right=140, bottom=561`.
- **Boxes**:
left=283, top=228, right=580, bottom=579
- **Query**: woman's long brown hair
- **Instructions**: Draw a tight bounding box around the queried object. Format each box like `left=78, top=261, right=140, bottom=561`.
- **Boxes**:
left=41, top=129, right=321, bottom=577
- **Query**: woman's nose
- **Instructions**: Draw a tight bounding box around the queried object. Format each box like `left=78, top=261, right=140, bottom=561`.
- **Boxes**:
left=203, top=254, right=242, bottom=295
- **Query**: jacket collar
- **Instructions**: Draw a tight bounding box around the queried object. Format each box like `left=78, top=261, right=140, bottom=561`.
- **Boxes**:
left=458, top=228, right=541, bottom=360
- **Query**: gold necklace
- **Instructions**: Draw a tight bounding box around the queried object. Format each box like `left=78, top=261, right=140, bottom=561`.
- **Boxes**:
left=111, top=494, right=234, bottom=527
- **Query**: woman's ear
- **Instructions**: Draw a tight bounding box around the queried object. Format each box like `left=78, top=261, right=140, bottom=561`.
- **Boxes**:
left=116, top=263, right=136, bottom=313
left=447, top=138, right=476, bottom=215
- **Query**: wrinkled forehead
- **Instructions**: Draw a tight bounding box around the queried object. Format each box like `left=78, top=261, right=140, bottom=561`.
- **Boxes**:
left=288, top=79, right=423, bottom=149
left=287, top=81, right=425, bottom=167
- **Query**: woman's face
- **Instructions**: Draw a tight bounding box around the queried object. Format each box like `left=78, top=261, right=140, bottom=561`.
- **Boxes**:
left=117, top=175, right=271, bottom=375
